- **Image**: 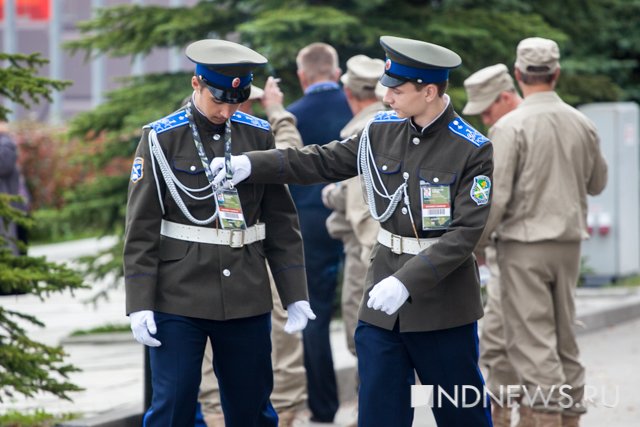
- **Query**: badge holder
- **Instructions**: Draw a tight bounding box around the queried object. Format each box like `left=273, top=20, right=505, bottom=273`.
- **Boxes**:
left=420, top=182, right=452, bottom=230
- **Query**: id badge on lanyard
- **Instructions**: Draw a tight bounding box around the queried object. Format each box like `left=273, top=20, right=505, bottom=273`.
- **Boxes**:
left=187, top=104, right=247, bottom=230
left=420, top=182, right=452, bottom=230
left=215, top=119, right=247, bottom=230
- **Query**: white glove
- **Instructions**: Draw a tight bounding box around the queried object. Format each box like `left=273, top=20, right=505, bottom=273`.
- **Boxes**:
left=211, top=155, right=252, bottom=187
left=130, top=310, right=162, bottom=347
left=284, top=300, right=316, bottom=334
left=367, top=276, right=410, bottom=315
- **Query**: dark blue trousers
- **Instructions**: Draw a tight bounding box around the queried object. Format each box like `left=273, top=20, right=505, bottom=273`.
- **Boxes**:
left=142, top=312, right=277, bottom=427
left=355, top=321, right=493, bottom=427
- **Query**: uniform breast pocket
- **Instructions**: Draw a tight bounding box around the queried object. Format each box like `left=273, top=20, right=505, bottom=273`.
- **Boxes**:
left=373, top=153, right=402, bottom=186
left=172, top=158, right=210, bottom=190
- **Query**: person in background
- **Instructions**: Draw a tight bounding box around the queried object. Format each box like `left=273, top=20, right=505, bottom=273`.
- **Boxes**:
left=462, top=63, right=522, bottom=427
left=478, top=37, right=608, bottom=427
left=322, top=54, right=385, bottom=357
left=0, top=122, right=30, bottom=259
left=197, top=78, right=308, bottom=427
left=124, top=39, right=314, bottom=427
left=287, top=42, right=352, bottom=424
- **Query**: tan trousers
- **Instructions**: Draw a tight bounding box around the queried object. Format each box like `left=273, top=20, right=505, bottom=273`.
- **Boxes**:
left=198, top=269, right=306, bottom=416
left=497, top=240, right=586, bottom=415
left=480, top=244, right=520, bottom=397
left=341, top=230, right=368, bottom=356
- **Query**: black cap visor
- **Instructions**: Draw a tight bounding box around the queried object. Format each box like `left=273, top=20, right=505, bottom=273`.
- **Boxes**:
left=380, top=72, right=409, bottom=88
left=201, top=78, right=251, bottom=104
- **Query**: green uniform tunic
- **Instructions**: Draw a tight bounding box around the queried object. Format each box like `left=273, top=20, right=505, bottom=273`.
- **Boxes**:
left=124, top=106, right=308, bottom=320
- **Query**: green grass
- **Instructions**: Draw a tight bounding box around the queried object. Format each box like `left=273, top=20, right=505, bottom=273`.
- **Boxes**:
left=70, top=322, right=130, bottom=337
left=0, top=409, right=79, bottom=427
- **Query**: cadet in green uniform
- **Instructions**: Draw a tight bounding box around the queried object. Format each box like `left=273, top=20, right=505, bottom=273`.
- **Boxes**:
left=123, top=39, right=314, bottom=427
left=212, top=36, right=493, bottom=427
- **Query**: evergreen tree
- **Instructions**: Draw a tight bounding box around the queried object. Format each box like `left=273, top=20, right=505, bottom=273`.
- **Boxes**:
left=0, top=54, right=83, bottom=401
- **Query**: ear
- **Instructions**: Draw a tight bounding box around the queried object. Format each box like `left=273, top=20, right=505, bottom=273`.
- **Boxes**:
left=333, top=67, right=342, bottom=82
left=191, top=76, right=200, bottom=91
left=424, top=84, right=438, bottom=103
left=297, top=69, right=307, bottom=88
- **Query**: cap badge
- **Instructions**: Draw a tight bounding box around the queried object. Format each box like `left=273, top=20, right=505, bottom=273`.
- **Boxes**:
left=385, top=59, right=391, bottom=70
left=232, top=77, right=241, bottom=88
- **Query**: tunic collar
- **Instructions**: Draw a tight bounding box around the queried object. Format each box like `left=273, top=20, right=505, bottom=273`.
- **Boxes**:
left=409, top=94, right=454, bottom=136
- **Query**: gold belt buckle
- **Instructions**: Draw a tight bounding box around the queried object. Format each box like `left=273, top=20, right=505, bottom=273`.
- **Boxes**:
left=391, top=234, right=403, bottom=255
left=229, top=229, right=245, bottom=248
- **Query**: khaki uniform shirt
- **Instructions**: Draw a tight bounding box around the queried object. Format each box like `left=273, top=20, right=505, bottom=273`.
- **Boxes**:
left=481, top=91, right=608, bottom=247
left=123, top=106, right=308, bottom=320
left=247, top=102, right=493, bottom=332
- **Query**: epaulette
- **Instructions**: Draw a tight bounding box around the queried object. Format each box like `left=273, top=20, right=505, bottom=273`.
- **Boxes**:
left=448, top=118, right=489, bottom=147
left=372, top=111, right=406, bottom=123
left=231, top=111, right=270, bottom=131
left=145, top=109, right=189, bottom=134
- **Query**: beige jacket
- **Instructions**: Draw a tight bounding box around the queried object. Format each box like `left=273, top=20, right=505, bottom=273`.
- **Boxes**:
left=481, top=91, right=607, bottom=248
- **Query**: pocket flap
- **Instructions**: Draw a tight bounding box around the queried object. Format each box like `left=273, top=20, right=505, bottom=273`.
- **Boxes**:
left=374, top=153, right=402, bottom=174
left=159, top=237, right=190, bottom=261
left=418, top=169, right=457, bottom=185
left=173, top=158, right=205, bottom=175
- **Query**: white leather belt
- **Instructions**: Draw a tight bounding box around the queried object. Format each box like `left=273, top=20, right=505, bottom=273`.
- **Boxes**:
left=160, top=220, right=265, bottom=248
left=377, top=228, right=439, bottom=255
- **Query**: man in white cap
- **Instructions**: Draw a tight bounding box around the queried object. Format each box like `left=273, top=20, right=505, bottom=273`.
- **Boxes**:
left=478, top=37, right=608, bottom=427
left=463, top=64, right=522, bottom=427
left=322, top=54, right=385, bottom=357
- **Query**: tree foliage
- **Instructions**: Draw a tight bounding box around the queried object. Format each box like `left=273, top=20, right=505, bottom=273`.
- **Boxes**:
left=0, top=195, right=86, bottom=401
left=0, top=53, right=71, bottom=121
left=0, top=53, right=83, bottom=401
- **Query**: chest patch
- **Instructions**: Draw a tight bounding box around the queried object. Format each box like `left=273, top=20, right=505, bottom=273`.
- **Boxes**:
left=470, top=175, right=491, bottom=205
left=448, top=118, right=489, bottom=147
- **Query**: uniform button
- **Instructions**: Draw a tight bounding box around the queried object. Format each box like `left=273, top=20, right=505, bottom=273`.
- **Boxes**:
left=223, top=269, right=231, bottom=277
left=190, top=165, right=196, bottom=172
left=403, top=172, right=409, bottom=179
left=433, top=177, right=439, bottom=183
left=213, top=134, right=221, bottom=141
left=401, top=207, right=408, bottom=215
left=382, top=165, right=388, bottom=171
left=412, top=137, right=420, bottom=145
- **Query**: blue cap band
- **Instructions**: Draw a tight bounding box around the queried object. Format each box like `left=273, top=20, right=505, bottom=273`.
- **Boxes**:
left=195, top=63, right=253, bottom=89
left=385, top=58, right=449, bottom=83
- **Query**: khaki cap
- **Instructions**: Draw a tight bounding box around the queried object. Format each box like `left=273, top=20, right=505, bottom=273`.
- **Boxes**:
left=515, top=37, right=560, bottom=75
left=340, top=55, right=385, bottom=93
left=462, top=64, right=515, bottom=115
left=247, top=85, right=264, bottom=101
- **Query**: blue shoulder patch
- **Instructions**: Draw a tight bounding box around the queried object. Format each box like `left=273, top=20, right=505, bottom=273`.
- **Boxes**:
left=231, top=111, right=270, bottom=131
left=372, top=111, right=406, bottom=123
left=448, top=118, right=489, bottom=147
left=145, top=110, right=189, bottom=134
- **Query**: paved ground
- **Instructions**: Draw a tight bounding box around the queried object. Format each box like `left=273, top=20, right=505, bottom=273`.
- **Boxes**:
left=1, top=237, right=639, bottom=426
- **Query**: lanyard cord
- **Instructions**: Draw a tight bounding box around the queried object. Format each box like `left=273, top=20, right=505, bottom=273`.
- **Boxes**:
left=357, top=120, right=407, bottom=223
